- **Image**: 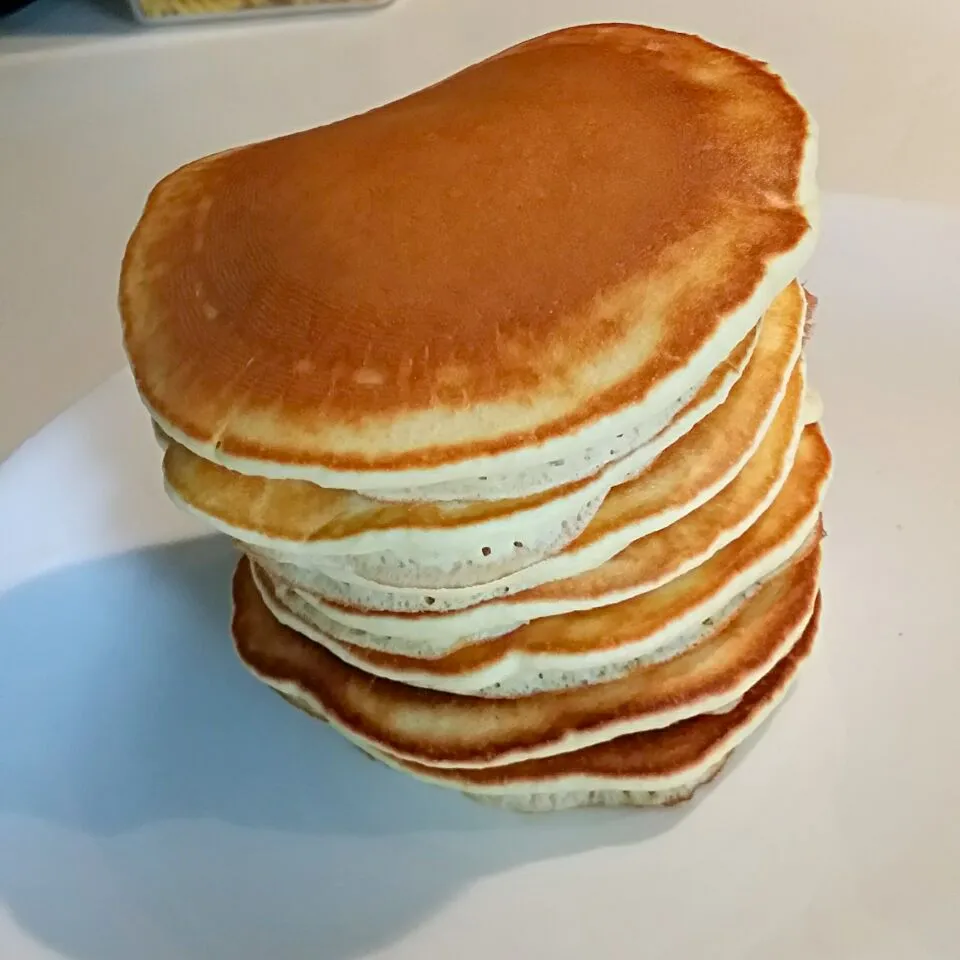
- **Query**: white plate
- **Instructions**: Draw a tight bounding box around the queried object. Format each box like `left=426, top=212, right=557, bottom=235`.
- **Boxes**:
left=2, top=195, right=958, bottom=960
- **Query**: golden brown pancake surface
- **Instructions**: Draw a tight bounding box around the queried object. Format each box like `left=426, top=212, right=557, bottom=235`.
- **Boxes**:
left=121, top=24, right=814, bottom=473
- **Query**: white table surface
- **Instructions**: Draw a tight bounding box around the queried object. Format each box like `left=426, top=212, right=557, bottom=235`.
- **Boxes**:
left=2, top=0, right=960, bottom=457
left=1, top=194, right=959, bottom=959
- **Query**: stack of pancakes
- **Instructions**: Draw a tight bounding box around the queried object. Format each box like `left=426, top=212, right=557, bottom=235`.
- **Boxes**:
left=120, top=24, right=830, bottom=811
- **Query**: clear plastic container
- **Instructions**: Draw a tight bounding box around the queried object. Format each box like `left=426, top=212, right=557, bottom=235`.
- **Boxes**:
left=128, top=0, right=395, bottom=25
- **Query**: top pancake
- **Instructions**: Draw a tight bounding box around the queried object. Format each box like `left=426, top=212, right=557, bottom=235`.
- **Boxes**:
left=120, top=23, right=818, bottom=490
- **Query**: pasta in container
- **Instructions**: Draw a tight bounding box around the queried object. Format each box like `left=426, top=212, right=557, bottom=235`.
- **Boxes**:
left=129, top=0, right=394, bottom=24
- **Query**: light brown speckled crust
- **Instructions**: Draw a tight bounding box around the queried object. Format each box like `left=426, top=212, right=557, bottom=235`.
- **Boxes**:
left=121, top=23, right=815, bottom=473
left=232, top=544, right=821, bottom=768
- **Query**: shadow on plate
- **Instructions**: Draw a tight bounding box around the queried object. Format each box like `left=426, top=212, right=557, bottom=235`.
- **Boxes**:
left=0, top=537, right=705, bottom=960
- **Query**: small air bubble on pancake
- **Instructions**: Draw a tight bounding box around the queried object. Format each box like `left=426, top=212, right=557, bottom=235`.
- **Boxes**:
left=513, top=541, right=524, bottom=548
left=481, top=546, right=492, bottom=557
left=424, top=596, right=436, bottom=606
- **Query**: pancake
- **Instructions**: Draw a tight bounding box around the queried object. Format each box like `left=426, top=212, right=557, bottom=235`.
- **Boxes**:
left=266, top=382, right=813, bottom=648
left=253, top=426, right=829, bottom=682
left=121, top=23, right=817, bottom=494
left=237, top=572, right=822, bottom=808
left=255, top=560, right=753, bottom=696
left=381, top=602, right=819, bottom=804
left=254, top=525, right=821, bottom=696
left=160, top=323, right=759, bottom=584
left=232, top=544, right=820, bottom=768
left=277, top=672, right=733, bottom=809
left=252, top=517, right=822, bottom=698
left=252, top=282, right=804, bottom=601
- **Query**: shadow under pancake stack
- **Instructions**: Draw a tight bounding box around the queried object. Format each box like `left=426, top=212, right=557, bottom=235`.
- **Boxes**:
left=120, top=24, right=831, bottom=811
